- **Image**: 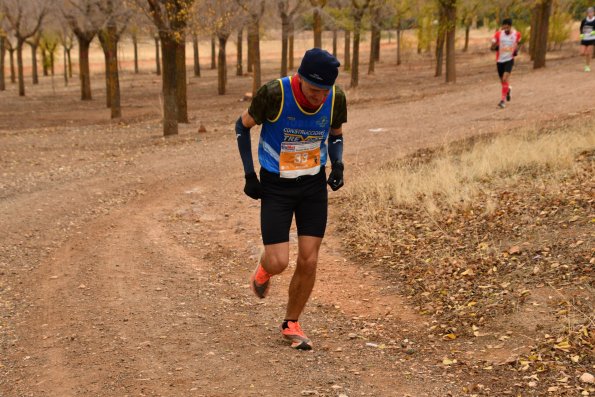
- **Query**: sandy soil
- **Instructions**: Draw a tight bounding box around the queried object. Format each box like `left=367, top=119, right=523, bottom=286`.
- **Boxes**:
left=1, top=39, right=594, bottom=397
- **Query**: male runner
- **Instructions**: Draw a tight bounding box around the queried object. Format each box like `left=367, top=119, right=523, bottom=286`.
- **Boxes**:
left=235, top=48, right=347, bottom=350
left=491, top=18, right=521, bottom=109
left=580, top=7, right=595, bottom=72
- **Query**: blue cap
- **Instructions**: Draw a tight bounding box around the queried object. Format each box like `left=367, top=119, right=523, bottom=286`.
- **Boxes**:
left=298, top=48, right=340, bottom=89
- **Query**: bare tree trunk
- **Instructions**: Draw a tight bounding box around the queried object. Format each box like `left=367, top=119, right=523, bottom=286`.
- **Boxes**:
left=0, top=37, right=5, bottom=91
left=30, top=43, right=39, bottom=84
left=16, top=39, right=26, bottom=96
left=396, top=26, right=402, bottom=66
left=41, top=47, right=48, bottom=76
left=444, top=0, right=457, bottom=83
left=435, top=29, right=445, bottom=77
left=102, top=48, right=111, bottom=107
left=288, top=21, right=295, bottom=70
left=217, top=34, right=228, bottom=95
left=529, top=5, right=541, bottom=61
left=154, top=35, right=161, bottom=75
left=332, top=29, right=338, bottom=56
left=9, top=48, right=16, bottom=83
left=106, top=26, right=121, bottom=118
left=98, top=28, right=121, bottom=116
left=370, top=5, right=381, bottom=63
left=210, top=35, right=216, bottom=70
left=313, top=7, right=322, bottom=48
left=435, top=3, right=447, bottom=78
left=132, top=33, right=139, bottom=73
left=374, top=29, right=381, bottom=61
left=350, top=19, right=362, bottom=88
left=281, top=14, right=289, bottom=77
left=176, top=37, right=188, bottom=123
left=193, top=34, right=200, bottom=77
left=236, top=28, right=243, bottom=76
left=533, top=0, right=552, bottom=69
left=368, top=21, right=377, bottom=74
left=246, top=27, right=254, bottom=73
left=463, top=23, right=470, bottom=52
left=160, top=33, right=178, bottom=136
left=77, top=36, right=93, bottom=100
left=344, top=29, right=351, bottom=71
left=249, top=23, right=261, bottom=95
left=49, top=47, right=56, bottom=76
left=66, top=48, right=72, bottom=78
left=63, top=46, right=68, bottom=86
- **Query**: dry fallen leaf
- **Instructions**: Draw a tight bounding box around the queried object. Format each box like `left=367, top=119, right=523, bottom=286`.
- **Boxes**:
left=553, top=339, right=571, bottom=352
left=508, top=245, right=522, bottom=255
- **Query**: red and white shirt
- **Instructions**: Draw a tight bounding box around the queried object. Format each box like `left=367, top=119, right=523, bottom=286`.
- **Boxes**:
left=492, top=29, right=521, bottom=63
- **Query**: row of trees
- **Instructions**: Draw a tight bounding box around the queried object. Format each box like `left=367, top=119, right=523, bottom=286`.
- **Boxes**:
left=0, top=0, right=589, bottom=136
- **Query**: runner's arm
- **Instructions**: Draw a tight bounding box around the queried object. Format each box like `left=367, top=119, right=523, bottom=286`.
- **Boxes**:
left=580, top=20, right=585, bottom=39
left=490, top=32, right=499, bottom=51
left=236, top=111, right=257, bottom=175
left=514, top=32, right=521, bottom=56
left=328, top=127, right=343, bottom=164
left=327, top=127, right=344, bottom=191
left=235, top=81, right=282, bottom=176
left=236, top=111, right=262, bottom=199
left=329, top=87, right=347, bottom=165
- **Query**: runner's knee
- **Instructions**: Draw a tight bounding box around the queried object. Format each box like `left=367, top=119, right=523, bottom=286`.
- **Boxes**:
left=296, top=253, right=318, bottom=275
left=263, top=253, right=289, bottom=275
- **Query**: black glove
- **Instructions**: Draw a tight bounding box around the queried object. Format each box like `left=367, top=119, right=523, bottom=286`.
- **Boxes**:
left=327, top=161, right=344, bottom=191
left=244, top=172, right=262, bottom=200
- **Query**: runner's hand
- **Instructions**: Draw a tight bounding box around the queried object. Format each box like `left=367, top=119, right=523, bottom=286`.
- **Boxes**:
left=327, top=161, right=344, bottom=191
left=244, top=172, right=262, bottom=200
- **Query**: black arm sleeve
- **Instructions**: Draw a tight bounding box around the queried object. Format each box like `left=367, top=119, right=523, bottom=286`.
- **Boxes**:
left=236, top=117, right=255, bottom=175
left=328, top=134, right=343, bottom=164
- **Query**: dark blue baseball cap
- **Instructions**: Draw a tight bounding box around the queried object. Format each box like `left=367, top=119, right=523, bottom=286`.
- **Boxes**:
left=298, top=48, right=340, bottom=89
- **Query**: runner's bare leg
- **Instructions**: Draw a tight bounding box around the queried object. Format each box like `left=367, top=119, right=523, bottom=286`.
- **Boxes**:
left=286, top=236, right=322, bottom=320
left=262, top=242, right=290, bottom=275
left=502, top=71, right=510, bottom=85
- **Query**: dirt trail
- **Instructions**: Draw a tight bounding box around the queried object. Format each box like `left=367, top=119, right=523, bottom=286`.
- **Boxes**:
left=1, top=54, right=595, bottom=396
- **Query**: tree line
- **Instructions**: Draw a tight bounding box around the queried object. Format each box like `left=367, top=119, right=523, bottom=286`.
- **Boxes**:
left=0, top=0, right=589, bottom=136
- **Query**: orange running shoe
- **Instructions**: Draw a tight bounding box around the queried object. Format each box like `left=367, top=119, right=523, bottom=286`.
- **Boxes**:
left=250, top=262, right=271, bottom=299
left=280, top=321, right=313, bottom=350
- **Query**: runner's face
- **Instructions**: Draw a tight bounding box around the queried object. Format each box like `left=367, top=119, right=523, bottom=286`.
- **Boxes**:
left=301, top=80, right=330, bottom=107
left=588, top=9, right=594, bottom=18
left=502, top=24, right=511, bottom=34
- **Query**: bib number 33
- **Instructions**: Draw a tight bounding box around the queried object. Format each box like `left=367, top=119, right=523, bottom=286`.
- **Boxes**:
left=279, top=141, right=321, bottom=178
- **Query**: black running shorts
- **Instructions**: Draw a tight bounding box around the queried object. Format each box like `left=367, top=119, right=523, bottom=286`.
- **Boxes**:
left=260, top=168, right=328, bottom=245
left=497, top=59, right=514, bottom=78
left=581, top=40, right=595, bottom=46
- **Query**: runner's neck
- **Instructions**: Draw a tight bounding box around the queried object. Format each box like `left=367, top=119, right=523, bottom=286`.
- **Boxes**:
left=291, top=75, right=325, bottom=112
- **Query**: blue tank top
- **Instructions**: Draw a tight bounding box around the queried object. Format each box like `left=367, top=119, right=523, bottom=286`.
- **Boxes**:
left=259, top=76, right=335, bottom=178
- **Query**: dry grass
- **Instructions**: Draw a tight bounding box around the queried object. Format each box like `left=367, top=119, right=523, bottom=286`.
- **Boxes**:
left=341, top=121, right=594, bottom=394
left=348, top=121, right=595, bottom=218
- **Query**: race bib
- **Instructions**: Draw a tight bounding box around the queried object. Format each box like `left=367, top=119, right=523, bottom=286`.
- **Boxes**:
left=279, top=141, right=321, bottom=178
left=501, top=45, right=513, bottom=52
